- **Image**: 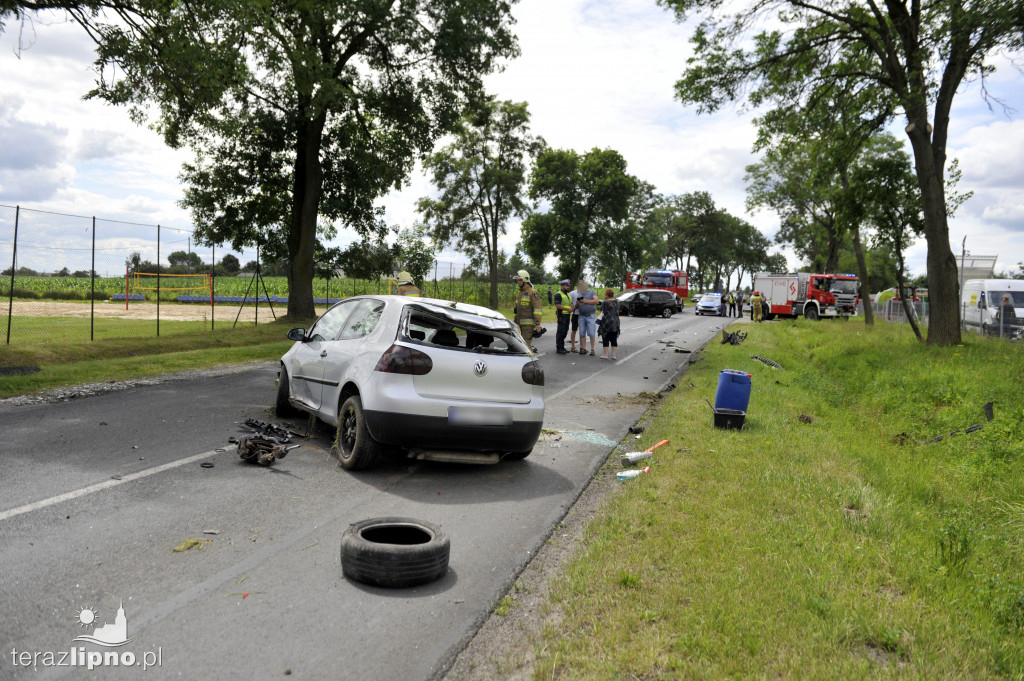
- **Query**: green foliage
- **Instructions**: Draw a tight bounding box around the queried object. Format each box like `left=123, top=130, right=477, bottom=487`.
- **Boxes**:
left=394, top=227, right=437, bottom=287
left=74, top=0, right=519, bottom=317
left=533, top=320, right=1024, bottom=677
left=660, top=0, right=1024, bottom=345
left=520, top=147, right=636, bottom=283
left=419, top=97, right=543, bottom=308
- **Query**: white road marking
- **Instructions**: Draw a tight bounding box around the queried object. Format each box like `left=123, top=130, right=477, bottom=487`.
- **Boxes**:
left=0, top=448, right=227, bottom=522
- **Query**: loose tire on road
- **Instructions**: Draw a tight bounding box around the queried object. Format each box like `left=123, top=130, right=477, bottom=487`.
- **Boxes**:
left=275, top=366, right=298, bottom=417
left=335, top=395, right=384, bottom=470
left=341, top=517, right=450, bottom=588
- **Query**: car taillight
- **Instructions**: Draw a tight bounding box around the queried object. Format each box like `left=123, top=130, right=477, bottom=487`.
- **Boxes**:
left=374, top=344, right=432, bottom=375
left=521, top=360, right=544, bottom=386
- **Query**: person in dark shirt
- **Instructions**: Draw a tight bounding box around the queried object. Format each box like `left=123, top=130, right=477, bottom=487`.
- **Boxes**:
left=599, top=288, right=620, bottom=360
left=998, top=294, right=1017, bottom=337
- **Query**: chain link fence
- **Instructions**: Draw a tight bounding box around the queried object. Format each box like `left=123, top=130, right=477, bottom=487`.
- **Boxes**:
left=1, top=204, right=519, bottom=345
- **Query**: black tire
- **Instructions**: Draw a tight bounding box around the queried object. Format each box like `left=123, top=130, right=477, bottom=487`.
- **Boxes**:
left=335, top=395, right=384, bottom=470
left=981, top=323, right=990, bottom=337
left=275, top=366, right=298, bottom=417
left=804, top=305, right=819, bottom=321
left=504, top=449, right=533, bottom=461
left=764, top=313, right=776, bottom=321
left=661, top=307, right=673, bottom=318
left=621, top=306, right=629, bottom=317
left=341, top=517, right=450, bottom=588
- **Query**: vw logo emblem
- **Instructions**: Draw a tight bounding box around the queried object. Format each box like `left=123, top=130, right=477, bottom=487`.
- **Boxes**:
left=473, top=360, right=487, bottom=377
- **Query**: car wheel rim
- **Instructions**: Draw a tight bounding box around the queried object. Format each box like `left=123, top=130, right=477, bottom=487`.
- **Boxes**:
left=341, top=407, right=357, bottom=455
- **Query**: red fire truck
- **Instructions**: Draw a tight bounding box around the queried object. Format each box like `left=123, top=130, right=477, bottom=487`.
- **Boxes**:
left=752, top=272, right=860, bottom=320
left=625, top=269, right=689, bottom=303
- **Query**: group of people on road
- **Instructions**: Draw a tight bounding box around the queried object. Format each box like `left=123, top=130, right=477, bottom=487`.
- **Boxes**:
left=724, top=291, right=746, bottom=318
left=514, top=272, right=620, bottom=359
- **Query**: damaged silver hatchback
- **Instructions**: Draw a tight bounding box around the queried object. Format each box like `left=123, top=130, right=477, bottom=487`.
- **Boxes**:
left=277, top=296, right=545, bottom=469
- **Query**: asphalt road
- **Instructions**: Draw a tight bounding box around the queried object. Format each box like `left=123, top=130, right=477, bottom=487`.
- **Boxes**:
left=0, top=309, right=741, bottom=681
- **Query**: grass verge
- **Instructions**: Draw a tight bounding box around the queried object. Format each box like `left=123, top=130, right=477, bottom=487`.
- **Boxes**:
left=0, top=318, right=304, bottom=398
left=533, top=319, right=1024, bottom=679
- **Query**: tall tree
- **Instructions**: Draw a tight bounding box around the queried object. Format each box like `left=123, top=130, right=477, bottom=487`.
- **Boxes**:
left=746, top=143, right=845, bottom=273
left=418, top=98, right=543, bottom=309
left=393, top=226, right=436, bottom=287
left=591, top=181, right=664, bottom=287
left=519, top=147, right=636, bottom=284
left=851, top=136, right=927, bottom=340
left=17, top=0, right=519, bottom=318
left=658, top=191, right=719, bottom=275
left=660, top=0, right=1024, bottom=345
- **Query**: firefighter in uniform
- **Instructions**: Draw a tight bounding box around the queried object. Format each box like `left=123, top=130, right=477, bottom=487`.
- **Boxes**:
left=513, top=269, right=544, bottom=352
left=751, top=290, right=763, bottom=322
left=395, top=271, right=420, bottom=297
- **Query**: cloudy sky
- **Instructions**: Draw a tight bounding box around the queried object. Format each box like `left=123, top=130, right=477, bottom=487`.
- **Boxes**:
left=1, top=0, right=1022, bottom=283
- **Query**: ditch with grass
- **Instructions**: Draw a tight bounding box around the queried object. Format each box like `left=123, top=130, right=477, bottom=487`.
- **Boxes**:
left=530, top=320, right=1023, bottom=679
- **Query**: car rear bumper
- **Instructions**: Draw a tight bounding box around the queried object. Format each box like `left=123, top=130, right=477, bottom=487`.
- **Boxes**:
left=363, top=410, right=543, bottom=453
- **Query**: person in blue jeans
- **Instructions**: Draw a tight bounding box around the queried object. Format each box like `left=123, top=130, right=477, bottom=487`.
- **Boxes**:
left=573, top=280, right=600, bottom=356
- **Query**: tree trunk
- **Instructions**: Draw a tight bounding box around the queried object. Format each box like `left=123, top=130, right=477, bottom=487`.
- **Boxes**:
left=488, top=233, right=499, bottom=309
left=840, top=168, right=874, bottom=326
left=286, top=117, right=326, bottom=319
left=825, top=222, right=841, bottom=273
left=895, top=249, right=923, bottom=342
left=905, top=123, right=960, bottom=346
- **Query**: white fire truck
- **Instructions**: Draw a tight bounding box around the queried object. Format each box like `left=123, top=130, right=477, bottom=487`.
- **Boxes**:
left=752, top=272, right=860, bottom=320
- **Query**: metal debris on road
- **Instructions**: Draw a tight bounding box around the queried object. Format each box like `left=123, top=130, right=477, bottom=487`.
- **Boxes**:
left=238, top=435, right=290, bottom=466
left=239, top=418, right=292, bottom=443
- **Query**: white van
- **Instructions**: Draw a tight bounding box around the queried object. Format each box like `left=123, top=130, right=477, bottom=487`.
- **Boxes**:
left=961, top=279, right=1024, bottom=335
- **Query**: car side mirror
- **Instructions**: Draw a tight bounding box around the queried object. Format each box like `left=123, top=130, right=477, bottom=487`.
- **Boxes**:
left=287, top=328, right=307, bottom=342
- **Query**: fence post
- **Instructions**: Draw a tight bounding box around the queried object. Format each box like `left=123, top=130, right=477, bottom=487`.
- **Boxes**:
left=90, top=217, right=96, bottom=341
left=6, top=205, right=18, bottom=344
left=157, top=224, right=161, bottom=337
left=211, top=242, right=216, bottom=331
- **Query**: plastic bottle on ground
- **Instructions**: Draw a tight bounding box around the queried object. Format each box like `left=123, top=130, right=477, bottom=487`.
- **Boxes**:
left=616, top=466, right=651, bottom=481
left=620, top=451, right=653, bottom=466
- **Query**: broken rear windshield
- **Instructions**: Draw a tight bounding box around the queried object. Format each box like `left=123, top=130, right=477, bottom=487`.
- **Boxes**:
left=400, top=309, right=529, bottom=355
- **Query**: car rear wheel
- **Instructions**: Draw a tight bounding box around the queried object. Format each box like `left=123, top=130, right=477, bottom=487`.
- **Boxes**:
left=275, top=366, right=298, bottom=417
left=335, top=395, right=384, bottom=470
left=661, top=308, right=673, bottom=318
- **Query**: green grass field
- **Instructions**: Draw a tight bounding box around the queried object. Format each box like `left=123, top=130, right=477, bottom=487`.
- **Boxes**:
left=524, top=320, right=1024, bottom=679
left=0, top=318, right=297, bottom=398
left=2, top=274, right=520, bottom=306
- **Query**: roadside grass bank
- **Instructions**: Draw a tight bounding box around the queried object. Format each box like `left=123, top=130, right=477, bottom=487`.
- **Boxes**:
left=0, top=318, right=302, bottom=398
left=531, top=320, right=1024, bottom=679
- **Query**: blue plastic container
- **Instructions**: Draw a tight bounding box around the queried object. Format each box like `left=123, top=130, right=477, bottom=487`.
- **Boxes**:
left=715, top=369, right=752, bottom=413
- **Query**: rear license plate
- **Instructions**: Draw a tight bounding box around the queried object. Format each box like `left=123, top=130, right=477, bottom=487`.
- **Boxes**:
left=448, top=407, right=512, bottom=426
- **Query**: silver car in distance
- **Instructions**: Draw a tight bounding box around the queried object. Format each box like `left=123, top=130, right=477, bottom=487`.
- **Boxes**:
left=276, top=296, right=545, bottom=469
